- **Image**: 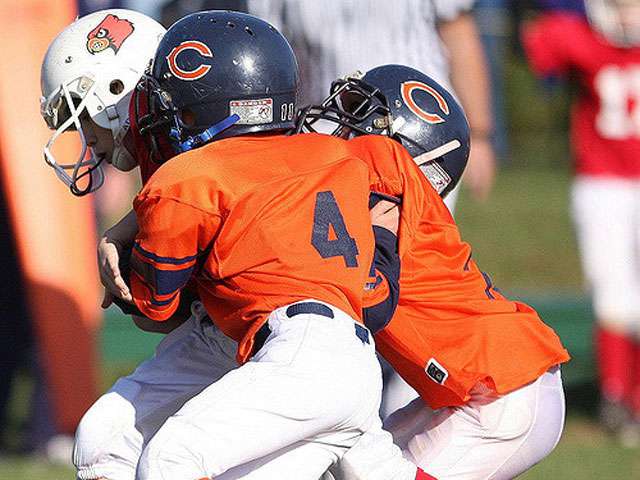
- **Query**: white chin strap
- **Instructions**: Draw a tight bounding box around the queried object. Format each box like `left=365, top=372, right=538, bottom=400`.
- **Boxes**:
left=43, top=82, right=105, bottom=196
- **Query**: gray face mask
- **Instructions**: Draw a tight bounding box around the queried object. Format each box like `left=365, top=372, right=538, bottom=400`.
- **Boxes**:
left=42, top=77, right=106, bottom=196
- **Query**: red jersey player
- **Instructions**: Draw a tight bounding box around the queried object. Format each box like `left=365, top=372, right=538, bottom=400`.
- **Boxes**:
left=523, top=0, right=640, bottom=445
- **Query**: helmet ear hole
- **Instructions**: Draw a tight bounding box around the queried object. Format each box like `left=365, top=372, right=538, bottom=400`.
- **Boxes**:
left=110, top=79, right=125, bottom=95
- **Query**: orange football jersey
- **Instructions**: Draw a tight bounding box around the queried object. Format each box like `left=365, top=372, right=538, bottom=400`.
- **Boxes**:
left=352, top=135, right=571, bottom=409
left=130, top=133, right=383, bottom=362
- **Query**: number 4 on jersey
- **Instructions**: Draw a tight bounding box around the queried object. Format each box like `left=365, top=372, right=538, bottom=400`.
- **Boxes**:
left=312, top=191, right=359, bottom=268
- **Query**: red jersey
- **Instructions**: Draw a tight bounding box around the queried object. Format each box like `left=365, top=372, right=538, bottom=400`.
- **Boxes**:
left=352, top=135, right=570, bottom=409
left=130, top=133, right=387, bottom=363
left=128, top=86, right=161, bottom=184
left=523, top=12, right=640, bottom=178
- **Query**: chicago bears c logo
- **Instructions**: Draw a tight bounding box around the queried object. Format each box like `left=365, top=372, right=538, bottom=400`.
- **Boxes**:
left=86, top=14, right=134, bottom=55
left=166, top=41, right=213, bottom=81
left=400, top=81, right=450, bottom=124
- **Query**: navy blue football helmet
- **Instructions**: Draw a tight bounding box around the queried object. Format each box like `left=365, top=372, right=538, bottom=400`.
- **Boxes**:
left=296, top=64, right=470, bottom=198
left=137, top=10, right=299, bottom=162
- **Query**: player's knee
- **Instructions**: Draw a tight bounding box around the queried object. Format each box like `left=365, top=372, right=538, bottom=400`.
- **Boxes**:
left=138, top=423, right=211, bottom=480
left=73, top=390, right=141, bottom=479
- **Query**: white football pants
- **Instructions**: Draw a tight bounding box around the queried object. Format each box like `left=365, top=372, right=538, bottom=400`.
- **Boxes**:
left=333, top=367, right=565, bottom=480
left=571, top=176, right=640, bottom=329
left=74, top=303, right=381, bottom=480
left=136, top=300, right=383, bottom=480
left=73, top=302, right=239, bottom=480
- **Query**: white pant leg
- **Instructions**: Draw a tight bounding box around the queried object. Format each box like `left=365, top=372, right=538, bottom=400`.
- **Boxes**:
left=571, top=177, right=640, bottom=327
left=394, top=367, right=565, bottom=480
left=488, top=368, right=565, bottom=479
left=329, top=427, right=418, bottom=480
left=136, top=301, right=383, bottom=480
left=217, top=435, right=397, bottom=480
left=379, top=355, right=420, bottom=421
left=73, top=306, right=238, bottom=480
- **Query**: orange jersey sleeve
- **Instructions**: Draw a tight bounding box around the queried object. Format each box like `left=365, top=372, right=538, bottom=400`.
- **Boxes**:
left=130, top=186, right=222, bottom=321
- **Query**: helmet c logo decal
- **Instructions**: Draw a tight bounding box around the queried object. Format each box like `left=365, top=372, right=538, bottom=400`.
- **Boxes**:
left=166, top=41, right=213, bottom=81
left=401, top=81, right=449, bottom=124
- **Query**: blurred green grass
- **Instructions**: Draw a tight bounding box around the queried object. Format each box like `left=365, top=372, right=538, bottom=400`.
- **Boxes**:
left=457, top=164, right=582, bottom=292
left=520, top=415, right=640, bottom=479
left=0, top=460, right=73, bottom=479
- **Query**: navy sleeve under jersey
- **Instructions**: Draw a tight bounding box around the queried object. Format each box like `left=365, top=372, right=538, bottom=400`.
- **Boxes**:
left=363, top=187, right=401, bottom=336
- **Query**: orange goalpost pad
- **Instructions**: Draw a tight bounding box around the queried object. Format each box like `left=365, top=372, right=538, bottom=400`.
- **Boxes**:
left=0, top=0, right=101, bottom=434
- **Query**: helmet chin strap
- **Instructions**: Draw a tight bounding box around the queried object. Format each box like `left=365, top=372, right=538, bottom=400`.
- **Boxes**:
left=401, top=138, right=462, bottom=197
left=170, top=114, right=241, bottom=154
left=412, top=140, right=462, bottom=164
left=69, top=152, right=105, bottom=196
left=42, top=81, right=105, bottom=196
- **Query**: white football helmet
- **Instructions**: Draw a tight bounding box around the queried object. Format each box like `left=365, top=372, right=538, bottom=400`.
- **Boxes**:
left=585, top=0, right=640, bottom=47
left=40, top=9, right=165, bottom=195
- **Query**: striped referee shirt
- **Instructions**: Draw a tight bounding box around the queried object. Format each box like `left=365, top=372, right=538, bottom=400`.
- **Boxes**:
left=249, top=0, right=475, bottom=104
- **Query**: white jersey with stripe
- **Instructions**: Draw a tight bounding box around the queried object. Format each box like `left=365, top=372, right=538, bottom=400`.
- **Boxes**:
left=248, top=0, right=474, bottom=104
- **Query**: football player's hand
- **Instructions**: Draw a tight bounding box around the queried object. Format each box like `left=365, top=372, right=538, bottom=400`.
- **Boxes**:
left=98, top=235, right=132, bottom=308
left=463, top=136, right=496, bottom=201
left=370, top=200, right=399, bottom=235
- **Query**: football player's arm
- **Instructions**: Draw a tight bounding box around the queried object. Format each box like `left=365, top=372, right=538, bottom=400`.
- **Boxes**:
left=373, top=138, right=429, bottom=258
left=129, top=195, right=220, bottom=322
left=438, top=10, right=496, bottom=200
left=98, top=209, right=138, bottom=308
left=363, top=196, right=401, bottom=335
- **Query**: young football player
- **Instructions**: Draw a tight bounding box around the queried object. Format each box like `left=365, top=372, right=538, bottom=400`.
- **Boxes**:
left=298, top=65, right=570, bottom=480
left=42, top=10, right=407, bottom=480
left=523, top=0, right=640, bottom=445
left=41, top=10, right=236, bottom=480
left=109, top=10, right=409, bottom=480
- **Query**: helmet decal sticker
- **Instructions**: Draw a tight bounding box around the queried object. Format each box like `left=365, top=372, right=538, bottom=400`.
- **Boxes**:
left=230, top=98, right=274, bottom=125
left=166, top=41, right=213, bottom=81
left=86, top=14, right=135, bottom=55
left=401, top=80, right=450, bottom=124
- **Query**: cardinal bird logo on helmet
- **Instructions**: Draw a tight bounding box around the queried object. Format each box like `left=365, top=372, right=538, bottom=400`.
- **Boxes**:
left=86, top=14, right=134, bottom=55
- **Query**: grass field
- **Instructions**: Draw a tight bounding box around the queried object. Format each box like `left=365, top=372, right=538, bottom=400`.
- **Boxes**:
left=456, top=162, right=582, bottom=293
left=521, top=415, right=640, bottom=479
